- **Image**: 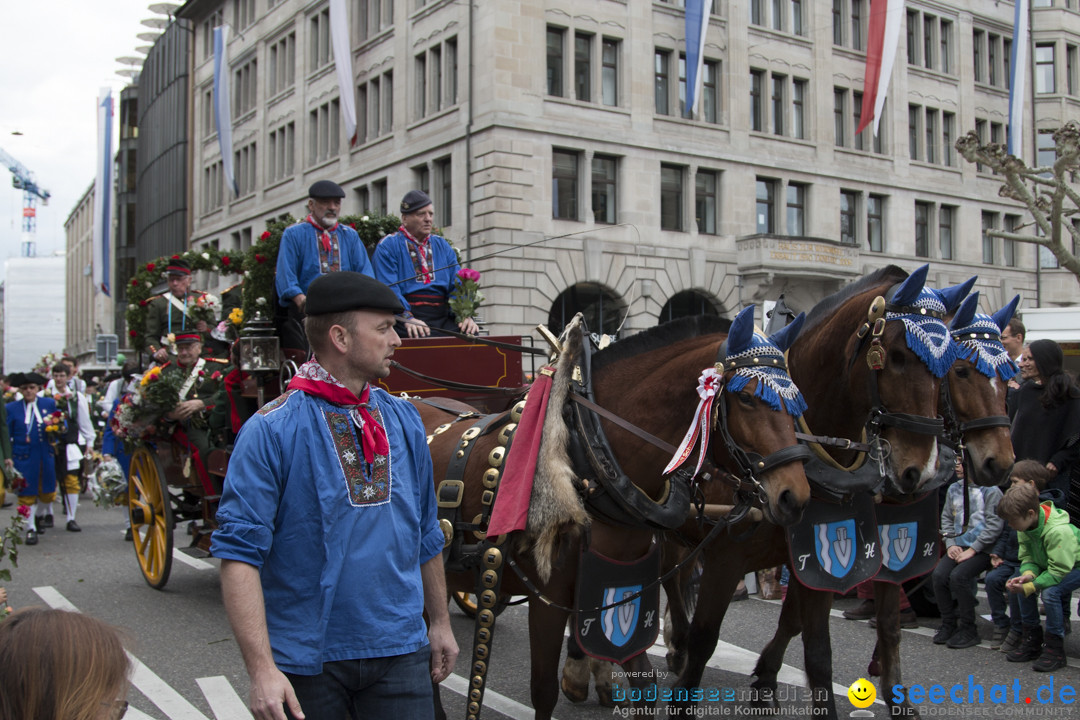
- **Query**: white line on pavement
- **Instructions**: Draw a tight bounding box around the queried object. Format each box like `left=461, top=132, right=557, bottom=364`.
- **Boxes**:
left=172, top=548, right=215, bottom=570
left=125, top=708, right=155, bottom=720
left=442, top=672, right=559, bottom=720
left=32, top=586, right=78, bottom=611
left=197, top=676, right=254, bottom=720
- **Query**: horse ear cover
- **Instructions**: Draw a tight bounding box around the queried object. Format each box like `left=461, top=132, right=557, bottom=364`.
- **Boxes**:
left=726, top=305, right=757, bottom=357
left=991, top=295, right=1021, bottom=331
left=949, top=292, right=980, bottom=331
left=769, top=312, right=806, bottom=353
left=891, top=264, right=930, bottom=306
left=935, top=276, right=977, bottom=314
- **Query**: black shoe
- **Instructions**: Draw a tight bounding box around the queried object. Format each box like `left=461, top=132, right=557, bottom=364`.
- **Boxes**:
left=999, top=629, right=1023, bottom=654
left=947, top=627, right=980, bottom=649
left=41, top=514, right=53, bottom=529
left=1007, top=625, right=1044, bottom=662
left=843, top=599, right=876, bottom=620
left=933, top=623, right=957, bottom=645
left=124, top=527, right=133, bottom=541
left=66, top=520, right=81, bottom=532
left=1033, top=634, right=1066, bottom=672
left=25, top=529, right=38, bottom=546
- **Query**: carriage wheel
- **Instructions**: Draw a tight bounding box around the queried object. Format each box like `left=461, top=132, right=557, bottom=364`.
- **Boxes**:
left=451, top=591, right=511, bottom=618
left=128, top=447, right=174, bottom=590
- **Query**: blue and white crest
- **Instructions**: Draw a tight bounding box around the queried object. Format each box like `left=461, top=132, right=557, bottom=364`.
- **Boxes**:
left=887, top=284, right=958, bottom=379
left=950, top=293, right=1020, bottom=382
left=601, top=585, right=642, bottom=648
left=878, top=522, right=918, bottom=572
left=814, top=519, right=856, bottom=578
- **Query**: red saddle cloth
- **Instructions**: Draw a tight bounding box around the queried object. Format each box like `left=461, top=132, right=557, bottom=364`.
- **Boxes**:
left=486, top=368, right=554, bottom=537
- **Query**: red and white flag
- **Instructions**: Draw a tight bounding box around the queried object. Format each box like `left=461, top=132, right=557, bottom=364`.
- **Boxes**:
left=857, top=0, right=904, bottom=137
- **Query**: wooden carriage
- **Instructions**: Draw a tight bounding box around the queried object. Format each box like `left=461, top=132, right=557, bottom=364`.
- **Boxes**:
left=126, top=334, right=527, bottom=589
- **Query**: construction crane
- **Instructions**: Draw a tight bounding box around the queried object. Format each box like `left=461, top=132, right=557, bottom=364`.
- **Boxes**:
left=0, top=146, right=50, bottom=257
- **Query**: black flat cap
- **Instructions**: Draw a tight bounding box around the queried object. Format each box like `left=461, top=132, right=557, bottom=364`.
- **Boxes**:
left=306, top=272, right=404, bottom=315
left=165, top=258, right=191, bottom=276
left=400, top=189, right=433, bottom=215
left=309, top=180, right=346, bottom=199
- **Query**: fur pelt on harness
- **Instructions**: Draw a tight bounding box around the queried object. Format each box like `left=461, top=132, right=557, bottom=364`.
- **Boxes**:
left=520, top=315, right=589, bottom=583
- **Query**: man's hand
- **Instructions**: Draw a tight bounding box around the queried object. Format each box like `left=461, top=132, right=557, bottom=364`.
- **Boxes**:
left=292, top=294, right=306, bottom=311
left=955, top=547, right=976, bottom=563
left=167, top=399, right=206, bottom=421
left=249, top=666, right=305, bottom=720
left=946, top=545, right=962, bottom=562
left=458, top=317, right=480, bottom=336
left=3, top=459, right=12, bottom=472
left=153, top=348, right=169, bottom=364
left=990, top=554, right=1002, bottom=568
left=195, top=321, right=209, bottom=333
left=428, top=618, right=459, bottom=683
left=404, top=317, right=431, bottom=338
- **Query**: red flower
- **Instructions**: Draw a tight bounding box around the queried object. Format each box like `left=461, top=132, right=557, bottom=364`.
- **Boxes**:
left=222, top=256, right=231, bottom=266
left=260, top=231, right=271, bottom=241
left=255, top=254, right=265, bottom=264
left=17, top=505, right=31, bottom=519
left=171, top=254, right=180, bottom=260
left=129, top=330, right=138, bottom=337
left=211, top=371, right=222, bottom=381
left=131, top=279, right=139, bottom=287
left=146, top=262, right=155, bottom=272
left=139, top=299, right=148, bottom=307
left=348, top=223, right=356, bottom=229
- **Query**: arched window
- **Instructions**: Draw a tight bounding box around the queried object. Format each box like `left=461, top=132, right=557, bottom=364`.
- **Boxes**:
left=658, top=290, right=720, bottom=324
left=547, top=283, right=626, bottom=337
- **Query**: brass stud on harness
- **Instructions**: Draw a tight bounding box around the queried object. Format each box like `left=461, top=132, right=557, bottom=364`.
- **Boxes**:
left=482, top=569, right=499, bottom=588
left=471, top=515, right=487, bottom=540
left=473, top=659, right=488, bottom=675
left=456, top=450, right=465, bottom=458
left=475, top=643, right=489, bottom=659
left=471, top=673, right=485, bottom=687
left=478, top=609, right=495, bottom=627
left=497, top=423, right=517, bottom=445
left=470, top=689, right=482, bottom=702
left=482, top=468, right=500, bottom=488
left=480, top=589, right=498, bottom=607
left=488, top=446, right=506, bottom=468
left=462, top=427, right=482, bottom=441
left=439, top=519, right=453, bottom=547
left=468, top=701, right=481, bottom=715
left=481, top=490, right=495, bottom=506
left=483, top=547, right=503, bottom=568
left=510, top=401, right=526, bottom=423
left=477, top=627, right=491, bottom=643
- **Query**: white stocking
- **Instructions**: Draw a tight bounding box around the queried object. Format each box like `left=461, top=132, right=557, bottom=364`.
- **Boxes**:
left=66, top=494, right=79, bottom=522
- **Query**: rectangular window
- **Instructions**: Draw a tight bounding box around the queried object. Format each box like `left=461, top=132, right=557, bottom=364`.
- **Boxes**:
left=923, top=15, right=935, bottom=70
left=750, top=69, right=764, bottom=131
left=660, top=164, right=684, bottom=231
left=771, top=74, right=785, bottom=135
left=853, top=91, right=864, bottom=151
left=309, top=9, right=331, bottom=72
left=436, top=157, right=452, bottom=225
left=552, top=149, right=579, bottom=220
left=786, top=183, right=806, bottom=236
left=695, top=169, right=718, bottom=235
left=756, top=178, right=776, bottom=234
left=982, top=211, right=998, bottom=265
left=415, top=54, right=427, bottom=118
left=592, top=154, right=617, bottom=224
left=575, top=33, right=592, bottom=102
left=602, top=39, right=618, bottom=106
left=678, top=54, right=688, bottom=117
left=867, top=194, right=884, bottom=252
left=202, top=10, right=223, bottom=61
left=234, top=142, right=256, bottom=197
left=412, top=168, right=429, bottom=211
left=792, top=0, right=804, bottom=35
left=939, top=20, right=952, bottom=73
left=925, top=109, right=937, bottom=164
left=840, top=190, right=858, bottom=245
left=1004, top=39, right=1013, bottom=90
left=973, top=30, right=984, bottom=83
left=834, top=88, right=846, bottom=147
left=914, top=201, right=930, bottom=257
left=851, top=0, right=863, bottom=51
left=939, top=205, right=954, bottom=260
left=268, top=33, right=296, bottom=96
left=1068, top=44, right=1078, bottom=95
left=203, top=88, right=214, bottom=135
left=906, top=10, right=919, bottom=66
left=1036, top=44, right=1055, bottom=93
left=234, top=58, right=258, bottom=116
left=772, top=0, right=784, bottom=31
left=369, top=77, right=381, bottom=138
left=833, top=0, right=843, bottom=46
left=942, top=112, right=955, bottom=166
left=446, top=38, right=458, bottom=106
left=1038, top=130, right=1057, bottom=171
left=430, top=45, right=443, bottom=113
left=702, top=60, right=719, bottom=123
left=751, top=0, right=763, bottom=26
left=656, top=50, right=671, bottom=116
left=792, top=79, right=806, bottom=139
left=373, top=178, right=387, bottom=214
left=989, top=34, right=999, bottom=86
left=358, top=0, right=392, bottom=40
left=267, top=122, right=295, bottom=183
left=234, top=0, right=256, bottom=30
left=547, top=27, right=565, bottom=97
left=307, top=98, right=340, bottom=166
left=908, top=104, right=920, bottom=161
left=203, top=160, right=223, bottom=212
left=1004, top=215, right=1019, bottom=267
left=382, top=70, right=394, bottom=133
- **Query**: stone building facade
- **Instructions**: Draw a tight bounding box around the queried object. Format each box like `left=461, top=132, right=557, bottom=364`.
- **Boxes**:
left=172, top=0, right=1080, bottom=338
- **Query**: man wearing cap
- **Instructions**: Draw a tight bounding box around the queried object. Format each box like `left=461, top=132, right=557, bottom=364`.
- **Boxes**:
left=5, top=373, right=59, bottom=545
left=275, top=181, right=375, bottom=350
left=374, top=190, right=480, bottom=338
left=160, top=333, right=224, bottom=476
left=145, top=258, right=211, bottom=364
left=213, top=271, right=457, bottom=719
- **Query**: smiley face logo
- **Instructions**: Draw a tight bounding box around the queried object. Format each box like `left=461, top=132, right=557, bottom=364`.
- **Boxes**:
left=847, top=677, right=876, bottom=708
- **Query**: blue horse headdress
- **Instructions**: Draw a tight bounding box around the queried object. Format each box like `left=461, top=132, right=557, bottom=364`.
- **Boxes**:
left=949, top=292, right=1020, bottom=382
left=885, top=265, right=962, bottom=379
left=724, top=305, right=808, bottom=417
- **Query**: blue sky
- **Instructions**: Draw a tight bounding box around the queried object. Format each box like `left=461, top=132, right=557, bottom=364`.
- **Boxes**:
left=1, top=1, right=159, bottom=266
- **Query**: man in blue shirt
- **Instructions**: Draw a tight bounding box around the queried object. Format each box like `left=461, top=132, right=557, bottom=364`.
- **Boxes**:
left=274, top=180, right=375, bottom=350
left=373, top=190, right=479, bottom=338
left=213, top=271, right=457, bottom=720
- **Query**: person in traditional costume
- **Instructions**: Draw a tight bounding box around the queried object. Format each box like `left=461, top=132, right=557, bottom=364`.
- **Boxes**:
left=144, top=258, right=209, bottom=364
left=213, top=271, right=457, bottom=719
left=374, top=189, right=480, bottom=338
left=0, top=378, right=12, bottom=510
left=274, top=180, right=375, bottom=351
left=159, top=333, right=224, bottom=485
left=46, top=363, right=95, bottom=532
left=4, top=373, right=58, bottom=545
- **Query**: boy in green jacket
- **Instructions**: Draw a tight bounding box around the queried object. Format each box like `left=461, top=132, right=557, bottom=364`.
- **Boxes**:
left=1000, top=482, right=1080, bottom=671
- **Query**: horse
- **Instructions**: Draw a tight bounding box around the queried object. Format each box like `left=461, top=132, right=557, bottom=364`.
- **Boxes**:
left=661, top=265, right=977, bottom=718
left=418, top=306, right=812, bottom=720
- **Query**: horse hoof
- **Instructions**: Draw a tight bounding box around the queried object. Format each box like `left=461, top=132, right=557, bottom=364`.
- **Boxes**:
left=561, top=655, right=592, bottom=704
left=595, top=685, right=616, bottom=707
left=867, top=658, right=881, bottom=677
left=665, top=648, right=687, bottom=676
left=560, top=676, right=589, bottom=704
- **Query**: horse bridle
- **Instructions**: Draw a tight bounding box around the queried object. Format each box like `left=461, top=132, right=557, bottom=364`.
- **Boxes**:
left=940, top=326, right=1012, bottom=446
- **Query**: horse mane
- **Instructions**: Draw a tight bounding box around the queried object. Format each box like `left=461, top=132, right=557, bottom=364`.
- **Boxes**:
left=801, top=264, right=909, bottom=335
left=592, top=315, right=732, bottom=374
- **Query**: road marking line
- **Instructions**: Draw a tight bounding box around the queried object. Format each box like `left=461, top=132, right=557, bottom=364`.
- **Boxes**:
left=173, top=548, right=214, bottom=570
left=197, top=676, right=253, bottom=720
left=442, top=672, right=559, bottom=720
left=32, top=586, right=78, bottom=611
left=125, top=708, right=155, bottom=720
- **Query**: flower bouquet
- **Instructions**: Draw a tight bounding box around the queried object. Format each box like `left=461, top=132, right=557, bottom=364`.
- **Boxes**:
left=43, top=411, right=67, bottom=448
left=188, top=292, right=221, bottom=325
left=91, top=458, right=128, bottom=509
left=449, top=268, right=484, bottom=323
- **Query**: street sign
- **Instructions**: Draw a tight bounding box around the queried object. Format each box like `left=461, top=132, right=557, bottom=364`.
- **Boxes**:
left=96, top=334, right=119, bottom=364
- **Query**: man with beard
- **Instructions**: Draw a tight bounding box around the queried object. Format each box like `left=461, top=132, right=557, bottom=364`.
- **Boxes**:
left=275, top=181, right=375, bottom=351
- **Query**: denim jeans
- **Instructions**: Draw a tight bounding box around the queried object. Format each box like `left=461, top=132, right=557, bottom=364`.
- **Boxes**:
left=285, top=645, right=433, bottom=720
left=932, top=552, right=993, bottom=627
left=1017, top=567, right=1080, bottom=638
left=984, top=563, right=1021, bottom=630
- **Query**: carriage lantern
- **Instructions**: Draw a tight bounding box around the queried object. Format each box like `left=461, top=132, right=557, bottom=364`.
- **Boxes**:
left=239, top=312, right=281, bottom=404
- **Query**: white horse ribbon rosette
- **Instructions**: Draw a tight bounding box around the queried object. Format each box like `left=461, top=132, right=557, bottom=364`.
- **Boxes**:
left=663, top=368, right=723, bottom=477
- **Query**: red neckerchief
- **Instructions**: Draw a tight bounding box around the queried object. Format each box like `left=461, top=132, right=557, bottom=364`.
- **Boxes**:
left=287, top=359, right=389, bottom=463
left=399, top=225, right=433, bottom=284
left=306, top=214, right=337, bottom=254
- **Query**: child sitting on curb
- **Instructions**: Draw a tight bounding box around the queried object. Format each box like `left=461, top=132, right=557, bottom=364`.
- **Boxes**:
left=1000, top=481, right=1080, bottom=671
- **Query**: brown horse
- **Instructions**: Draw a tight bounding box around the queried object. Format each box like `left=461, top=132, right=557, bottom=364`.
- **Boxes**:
left=663, top=265, right=979, bottom=718
left=419, top=308, right=812, bottom=720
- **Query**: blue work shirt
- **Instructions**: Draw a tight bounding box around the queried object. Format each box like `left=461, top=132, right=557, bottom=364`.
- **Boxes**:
left=274, top=222, right=374, bottom=306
